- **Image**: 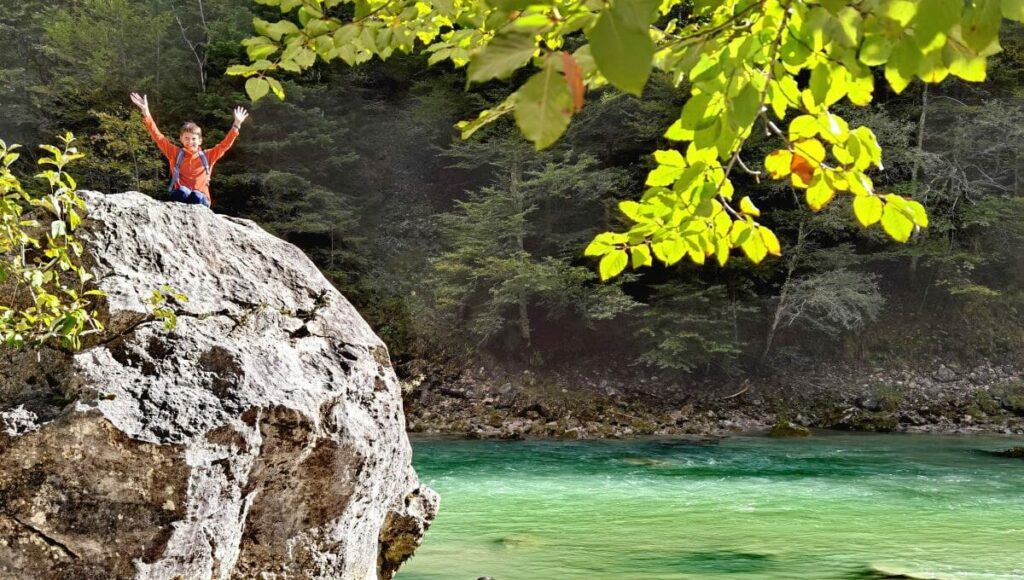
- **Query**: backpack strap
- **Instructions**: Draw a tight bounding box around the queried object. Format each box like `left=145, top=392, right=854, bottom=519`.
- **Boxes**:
left=169, top=149, right=184, bottom=192
left=168, top=149, right=211, bottom=192
left=198, top=150, right=210, bottom=175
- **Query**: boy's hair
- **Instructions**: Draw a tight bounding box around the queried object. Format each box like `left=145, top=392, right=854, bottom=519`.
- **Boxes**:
left=180, top=122, right=202, bottom=136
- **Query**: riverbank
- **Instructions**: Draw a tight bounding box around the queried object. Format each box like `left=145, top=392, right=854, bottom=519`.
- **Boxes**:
left=400, top=359, right=1024, bottom=439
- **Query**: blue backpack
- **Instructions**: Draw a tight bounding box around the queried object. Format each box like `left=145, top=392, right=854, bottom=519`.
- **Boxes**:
left=168, top=148, right=210, bottom=192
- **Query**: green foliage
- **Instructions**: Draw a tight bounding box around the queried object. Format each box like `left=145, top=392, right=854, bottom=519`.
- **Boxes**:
left=427, top=126, right=637, bottom=356
left=0, top=133, right=104, bottom=349
left=86, top=110, right=167, bottom=193
left=145, top=285, right=189, bottom=331
left=634, top=283, right=755, bottom=374
left=234, top=0, right=1022, bottom=277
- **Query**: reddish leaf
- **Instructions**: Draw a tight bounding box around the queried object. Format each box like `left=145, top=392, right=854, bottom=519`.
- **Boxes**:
left=560, top=51, right=586, bottom=112
left=790, top=153, right=815, bottom=187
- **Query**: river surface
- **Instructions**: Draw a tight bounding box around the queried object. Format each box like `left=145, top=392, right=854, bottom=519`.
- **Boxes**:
left=396, top=433, right=1024, bottom=580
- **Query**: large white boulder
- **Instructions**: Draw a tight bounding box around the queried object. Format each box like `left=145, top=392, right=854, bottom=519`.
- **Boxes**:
left=0, top=191, right=437, bottom=579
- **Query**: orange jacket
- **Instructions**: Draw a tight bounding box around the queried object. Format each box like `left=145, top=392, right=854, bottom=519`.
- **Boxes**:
left=142, top=115, right=239, bottom=205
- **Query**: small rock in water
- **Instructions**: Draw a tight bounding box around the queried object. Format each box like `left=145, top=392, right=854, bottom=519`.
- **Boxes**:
left=768, top=420, right=811, bottom=438
left=478, top=576, right=495, bottom=580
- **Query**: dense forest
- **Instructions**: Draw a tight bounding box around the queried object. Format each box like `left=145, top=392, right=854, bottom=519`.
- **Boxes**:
left=2, top=0, right=1022, bottom=392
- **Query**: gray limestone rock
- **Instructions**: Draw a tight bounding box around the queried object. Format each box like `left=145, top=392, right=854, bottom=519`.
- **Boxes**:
left=0, top=191, right=437, bottom=579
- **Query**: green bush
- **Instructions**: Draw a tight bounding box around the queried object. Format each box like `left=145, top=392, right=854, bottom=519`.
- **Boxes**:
left=0, top=133, right=104, bottom=349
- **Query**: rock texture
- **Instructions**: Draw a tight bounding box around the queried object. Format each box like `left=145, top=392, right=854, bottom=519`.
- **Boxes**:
left=0, top=191, right=437, bottom=579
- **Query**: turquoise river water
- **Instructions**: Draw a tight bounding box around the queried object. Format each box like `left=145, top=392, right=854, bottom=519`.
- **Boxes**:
left=397, top=433, right=1024, bottom=580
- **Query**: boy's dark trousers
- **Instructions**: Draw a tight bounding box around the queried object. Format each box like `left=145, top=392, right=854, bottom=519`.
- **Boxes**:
left=170, top=187, right=210, bottom=207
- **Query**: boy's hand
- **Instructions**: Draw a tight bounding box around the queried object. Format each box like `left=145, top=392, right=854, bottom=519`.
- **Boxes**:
left=130, top=93, right=151, bottom=118
left=232, top=107, right=249, bottom=129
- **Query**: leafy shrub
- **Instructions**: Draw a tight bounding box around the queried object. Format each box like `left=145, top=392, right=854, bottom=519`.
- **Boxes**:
left=0, top=133, right=104, bottom=349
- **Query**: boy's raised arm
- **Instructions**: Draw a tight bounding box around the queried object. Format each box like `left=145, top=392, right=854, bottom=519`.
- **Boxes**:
left=207, top=107, right=249, bottom=163
left=130, top=92, right=176, bottom=161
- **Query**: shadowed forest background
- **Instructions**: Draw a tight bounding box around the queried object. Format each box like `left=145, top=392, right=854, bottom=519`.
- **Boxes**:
left=3, top=0, right=1023, bottom=389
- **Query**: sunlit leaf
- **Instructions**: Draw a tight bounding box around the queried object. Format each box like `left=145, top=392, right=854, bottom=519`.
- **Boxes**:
left=599, top=250, right=629, bottom=280
left=853, top=195, right=883, bottom=226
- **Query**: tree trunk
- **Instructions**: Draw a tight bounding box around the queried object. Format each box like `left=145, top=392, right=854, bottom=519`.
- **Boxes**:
left=175, top=0, right=208, bottom=93
left=909, top=84, right=928, bottom=276
left=760, top=221, right=806, bottom=364
left=509, top=150, right=531, bottom=348
left=329, top=230, right=335, bottom=270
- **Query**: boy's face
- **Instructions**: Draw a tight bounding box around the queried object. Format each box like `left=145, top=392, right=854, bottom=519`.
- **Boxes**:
left=180, top=131, right=202, bottom=152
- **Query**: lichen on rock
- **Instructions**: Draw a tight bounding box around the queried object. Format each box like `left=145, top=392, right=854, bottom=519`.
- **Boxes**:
left=0, top=191, right=436, bottom=579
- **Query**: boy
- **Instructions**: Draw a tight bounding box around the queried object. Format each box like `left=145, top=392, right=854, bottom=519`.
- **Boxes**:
left=130, top=92, right=248, bottom=208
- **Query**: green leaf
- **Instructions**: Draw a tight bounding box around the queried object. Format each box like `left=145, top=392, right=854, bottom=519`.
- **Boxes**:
left=1005, top=0, right=1024, bottom=21
left=809, top=63, right=831, bottom=106
left=904, top=199, right=929, bottom=227
left=456, top=96, right=515, bottom=140
left=739, top=196, right=760, bottom=217
left=266, top=19, right=300, bottom=41
left=614, top=0, right=660, bottom=28
left=512, top=64, right=574, bottom=150
left=666, top=93, right=715, bottom=141
left=645, top=149, right=687, bottom=186
left=646, top=165, right=684, bottom=187
left=619, top=200, right=642, bottom=221
left=805, top=173, right=834, bottom=211
left=962, top=0, right=1002, bottom=53
left=741, top=231, right=768, bottom=264
left=730, top=221, right=753, bottom=246
left=946, top=44, right=987, bottom=81
left=584, top=237, right=614, bottom=256
left=245, top=78, right=271, bottom=101
left=467, top=32, right=536, bottom=83
left=267, top=77, right=286, bottom=100
left=630, top=245, right=653, bottom=268
left=334, top=23, right=360, bottom=45
left=913, top=0, right=961, bottom=52
left=652, top=238, right=686, bottom=265
left=881, top=201, right=914, bottom=242
left=253, top=17, right=272, bottom=37
left=789, top=115, right=820, bottom=140
left=715, top=237, right=730, bottom=266
left=882, top=0, right=917, bottom=26
left=730, top=82, right=760, bottom=130
left=884, top=37, right=921, bottom=94
left=853, top=195, right=883, bottom=226
left=781, top=36, right=812, bottom=70
left=859, top=34, right=893, bottom=66
left=759, top=227, right=782, bottom=256
left=847, top=65, right=875, bottom=105
left=586, top=5, right=655, bottom=96
left=248, top=42, right=280, bottom=61
left=599, top=250, right=628, bottom=280
left=764, top=150, right=793, bottom=179
left=293, top=46, right=317, bottom=68
left=589, top=241, right=610, bottom=258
